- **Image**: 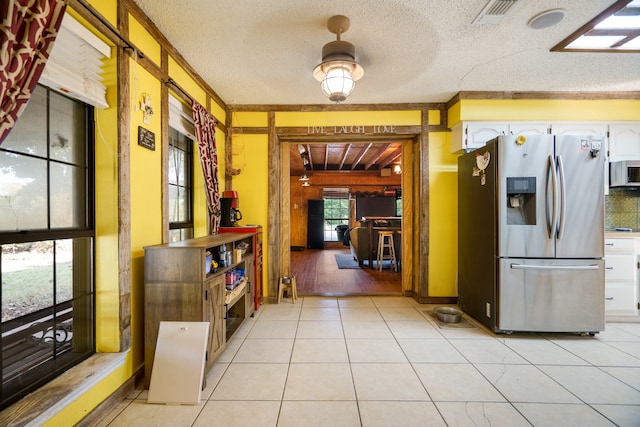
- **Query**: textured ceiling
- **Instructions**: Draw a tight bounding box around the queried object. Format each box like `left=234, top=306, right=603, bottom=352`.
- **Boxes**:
left=131, top=0, right=639, bottom=105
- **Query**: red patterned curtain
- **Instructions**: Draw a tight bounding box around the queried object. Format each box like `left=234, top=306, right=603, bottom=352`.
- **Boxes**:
left=192, top=101, right=221, bottom=234
left=0, top=0, right=67, bottom=145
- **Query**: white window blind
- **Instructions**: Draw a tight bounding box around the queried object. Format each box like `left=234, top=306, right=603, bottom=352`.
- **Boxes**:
left=39, top=13, right=111, bottom=108
left=169, top=94, right=195, bottom=140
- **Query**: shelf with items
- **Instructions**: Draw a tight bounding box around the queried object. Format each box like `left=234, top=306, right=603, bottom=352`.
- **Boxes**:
left=218, top=226, right=263, bottom=311
left=224, top=275, right=247, bottom=340
left=143, top=231, right=257, bottom=387
left=225, top=276, right=247, bottom=306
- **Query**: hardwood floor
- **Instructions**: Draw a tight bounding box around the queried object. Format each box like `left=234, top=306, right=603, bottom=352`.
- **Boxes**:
left=290, top=242, right=402, bottom=296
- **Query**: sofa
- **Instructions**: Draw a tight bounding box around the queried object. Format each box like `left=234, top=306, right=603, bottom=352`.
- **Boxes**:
left=347, top=221, right=401, bottom=267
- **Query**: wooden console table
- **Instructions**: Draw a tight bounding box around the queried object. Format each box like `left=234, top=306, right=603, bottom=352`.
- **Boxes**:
left=143, top=232, right=257, bottom=387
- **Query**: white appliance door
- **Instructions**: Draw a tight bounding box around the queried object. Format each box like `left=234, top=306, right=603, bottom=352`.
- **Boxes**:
left=554, top=135, right=605, bottom=259
left=498, top=258, right=605, bottom=333
left=498, top=134, right=555, bottom=258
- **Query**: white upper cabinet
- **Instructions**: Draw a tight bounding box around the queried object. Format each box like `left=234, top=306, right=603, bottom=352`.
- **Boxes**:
left=550, top=122, right=608, bottom=137
left=609, top=123, right=640, bottom=162
left=450, top=122, right=506, bottom=152
left=508, top=122, right=549, bottom=136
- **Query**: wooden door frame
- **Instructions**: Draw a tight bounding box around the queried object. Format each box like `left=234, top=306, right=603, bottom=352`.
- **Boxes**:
left=266, top=120, right=430, bottom=301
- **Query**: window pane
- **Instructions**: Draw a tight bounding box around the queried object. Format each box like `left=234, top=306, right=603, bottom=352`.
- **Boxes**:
left=55, top=239, right=73, bottom=304
left=1, top=242, right=54, bottom=321
left=50, top=163, right=87, bottom=228
left=168, top=127, right=193, bottom=240
left=168, top=146, right=185, bottom=185
left=1, top=86, right=47, bottom=156
left=169, top=228, right=193, bottom=243
left=177, top=187, right=187, bottom=222
left=168, top=184, right=179, bottom=222
left=0, top=153, right=47, bottom=231
left=49, top=92, right=87, bottom=165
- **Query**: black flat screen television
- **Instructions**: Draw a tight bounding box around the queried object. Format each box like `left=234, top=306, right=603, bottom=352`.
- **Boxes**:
left=355, top=196, right=397, bottom=219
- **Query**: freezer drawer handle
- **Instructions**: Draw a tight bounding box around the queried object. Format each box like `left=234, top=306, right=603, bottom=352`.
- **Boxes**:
left=510, top=263, right=599, bottom=271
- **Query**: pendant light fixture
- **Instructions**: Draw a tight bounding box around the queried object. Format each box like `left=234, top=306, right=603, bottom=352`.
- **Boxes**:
left=313, top=15, right=364, bottom=103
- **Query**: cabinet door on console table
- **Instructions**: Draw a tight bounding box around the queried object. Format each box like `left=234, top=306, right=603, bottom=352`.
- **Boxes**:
left=205, top=275, right=225, bottom=370
left=144, top=280, right=209, bottom=386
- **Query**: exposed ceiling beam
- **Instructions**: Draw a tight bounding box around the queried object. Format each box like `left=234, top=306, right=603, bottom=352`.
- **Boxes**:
left=305, top=143, right=313, bottom=169
left=323, top=145, right=329, bottom=170
left=338, top=144, right=352, bottom=171
left=364, top=145, right=390, bottom=170
left=379, top=147, right=402, bottom=169
left=351, top=143, right=372, bottom=170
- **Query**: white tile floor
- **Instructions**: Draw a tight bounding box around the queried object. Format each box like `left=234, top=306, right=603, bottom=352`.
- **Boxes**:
left=98, top=297, right=640, bottom=427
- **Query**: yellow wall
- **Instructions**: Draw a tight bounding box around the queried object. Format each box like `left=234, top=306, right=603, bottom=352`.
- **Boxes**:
left=94, top=41, right=120, bottom=353
left=128, top=64, right=162, bottom=375
left=428, top=131, right=458, bottom=296
left=128, top=14, right=161, bottom=65
left=276, top=110, right=422, bottom=127
left=449, top=99, right=640, bottom=125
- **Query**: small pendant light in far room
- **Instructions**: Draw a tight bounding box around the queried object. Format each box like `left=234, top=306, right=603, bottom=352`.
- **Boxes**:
left=313, top=15, right=364, bottom=103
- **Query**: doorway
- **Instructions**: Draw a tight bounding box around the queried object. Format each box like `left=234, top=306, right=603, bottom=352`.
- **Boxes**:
left=287, top=140, right=408, bottom=296
left=265, top=124, right=428, bottom=302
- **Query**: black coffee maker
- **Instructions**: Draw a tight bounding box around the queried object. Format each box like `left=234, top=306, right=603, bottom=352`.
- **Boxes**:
left=220, top=191, right=242, bottom=227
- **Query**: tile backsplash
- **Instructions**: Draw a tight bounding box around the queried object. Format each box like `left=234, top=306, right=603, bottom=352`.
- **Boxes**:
left=605, top=188, right=640, bottom=230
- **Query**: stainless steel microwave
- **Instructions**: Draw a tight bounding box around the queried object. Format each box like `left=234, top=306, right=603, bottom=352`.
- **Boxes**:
left=610, top=161, right=640, bottom=187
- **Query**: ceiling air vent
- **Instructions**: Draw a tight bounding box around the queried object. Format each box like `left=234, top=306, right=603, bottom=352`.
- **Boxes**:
left=472, top=0, right=519, bottom=25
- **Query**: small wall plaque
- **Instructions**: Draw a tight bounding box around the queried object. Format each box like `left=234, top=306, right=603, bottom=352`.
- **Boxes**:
left=138, top=126, right=155, bottom=150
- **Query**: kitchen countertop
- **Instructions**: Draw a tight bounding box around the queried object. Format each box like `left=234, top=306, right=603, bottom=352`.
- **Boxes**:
left=605, top=230, right=640, bottom=237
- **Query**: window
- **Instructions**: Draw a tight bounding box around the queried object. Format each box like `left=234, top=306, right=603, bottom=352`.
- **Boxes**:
left=0, top=85, right=94, bottom=409
left=168, top=127, right=194, bottom=242
left=323, top=188, right=349, bottom=241
left=553, top=0, right=640, bottom=52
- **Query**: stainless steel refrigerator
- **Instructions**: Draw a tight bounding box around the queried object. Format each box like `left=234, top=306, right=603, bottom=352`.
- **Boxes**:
left=457, top=134, right=605, bottom=333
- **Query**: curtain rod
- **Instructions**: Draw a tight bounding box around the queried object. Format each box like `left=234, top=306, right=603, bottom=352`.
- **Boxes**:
left=166, top=78, right=193, bottom=103
left=75, top=0, right=145, bottom=59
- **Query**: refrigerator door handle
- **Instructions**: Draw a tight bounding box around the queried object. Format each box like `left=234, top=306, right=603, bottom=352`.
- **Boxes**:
left=510, top=263, right=600, bottom=271
left=557, top=155, right=566, bottom=240
left=546, top=155, right=558, bottom=239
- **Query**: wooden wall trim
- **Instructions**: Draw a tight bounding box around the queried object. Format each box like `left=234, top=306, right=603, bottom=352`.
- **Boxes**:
left=161, top=49, right=169, bottom=244
left=277, top=126, right=423, bottom=137
left=229, top=103, right=446, bottom=112
left=417, top=108, right=430, bottom=299
left=267, top=112, right=280, bottom=298
left=117, top=0, right=132, bottom=352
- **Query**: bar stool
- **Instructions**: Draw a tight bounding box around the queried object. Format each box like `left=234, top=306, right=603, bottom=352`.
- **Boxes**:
left=376, top=231, right=397, bottom=272
left=277, top=276, right=297, bottom=304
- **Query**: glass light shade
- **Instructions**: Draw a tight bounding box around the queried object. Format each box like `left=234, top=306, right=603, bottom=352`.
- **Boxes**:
left=320, top=66, right=355, bottom=103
